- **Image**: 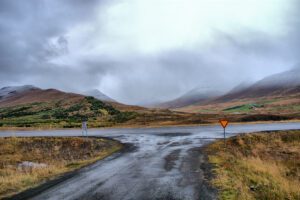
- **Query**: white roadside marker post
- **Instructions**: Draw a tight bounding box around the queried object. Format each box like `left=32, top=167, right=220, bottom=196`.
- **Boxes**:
left=82, top=120, right=88, bottom=138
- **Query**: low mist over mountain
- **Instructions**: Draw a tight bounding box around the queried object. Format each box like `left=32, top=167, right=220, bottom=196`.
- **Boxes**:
left=151, top=66, right=300, bottom=109
left=157, top=87, right=223, bottom=108
left=215, top=67, right=300, bottom=103
left=226, top=81, right=253, bottom=95
left=175, top=67, right=300, bottom=116
left=0, top=85, right=38, bottom=101
left=82, top=89, right=116, bottom=102
left=0, top=86, right=82, bottom=107
left=1, top=0, right=300, bottom=104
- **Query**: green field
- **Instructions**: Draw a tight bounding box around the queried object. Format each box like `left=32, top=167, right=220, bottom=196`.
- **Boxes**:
left=223, top=103, right=264, bottom=113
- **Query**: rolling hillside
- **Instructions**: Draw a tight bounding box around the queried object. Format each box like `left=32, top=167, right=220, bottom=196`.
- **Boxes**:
left=1, top=72, right=299, bottom=129
left=214, top=67, right=300, bottom=103
left=176, top=67, right=300, bottom=116
left=0, top=86, right=136, bottom=128
left=0, top=85, right=212, bottom=128
left=0, top=86, right=83, bottom=107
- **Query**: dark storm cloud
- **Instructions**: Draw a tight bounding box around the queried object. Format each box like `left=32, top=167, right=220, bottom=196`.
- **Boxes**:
left=0, top=0, right=300, bottom=104
left=0, top=0, right=109, bottom=86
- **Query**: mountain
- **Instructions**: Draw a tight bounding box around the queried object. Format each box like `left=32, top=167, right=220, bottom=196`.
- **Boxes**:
left=0, top=85, right=38, bottom=101
left=0, top=85, right=136, bottom=128
left=176, top=67, right=300, bottom=115
left=80, top=89, right=149, bottom=113
left=82, top=89, right=116, bottom=102
left=215, top=67, right=300, bottom=103
left=156, top=87, right=223, bottom=109
left=226, top=81, right=253, bottom=95
left=0, top=86, right=83, bottom=107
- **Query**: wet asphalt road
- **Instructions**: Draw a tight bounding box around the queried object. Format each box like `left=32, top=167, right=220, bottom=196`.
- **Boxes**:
left=1, top=122, right=300, bottom=200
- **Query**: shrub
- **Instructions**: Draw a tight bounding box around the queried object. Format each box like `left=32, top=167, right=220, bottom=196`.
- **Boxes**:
left=239, top=114, right=291, bottom=122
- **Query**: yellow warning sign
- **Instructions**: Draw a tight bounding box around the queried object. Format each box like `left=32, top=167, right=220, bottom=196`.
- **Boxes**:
left=219, top=119, right=229, bottom=129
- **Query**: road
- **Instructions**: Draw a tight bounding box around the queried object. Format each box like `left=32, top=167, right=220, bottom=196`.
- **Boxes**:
left=1, top=122, right=300, bottom=200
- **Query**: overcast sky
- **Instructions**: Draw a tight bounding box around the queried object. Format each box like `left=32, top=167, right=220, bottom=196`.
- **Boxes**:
left=0, top=0, right=299, bottom=104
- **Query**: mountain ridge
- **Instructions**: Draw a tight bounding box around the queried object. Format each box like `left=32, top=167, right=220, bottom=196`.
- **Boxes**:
left=175, top=67, right=300, bottom=114
left=82, top=89, right=116, bottom=102
left=156, top=87, right=223, bottom=109
left=0, top=86, right=83, bottom=108
left=0, top=85, right=137, bottom=128
left=213, top=67, right=300, bottom=103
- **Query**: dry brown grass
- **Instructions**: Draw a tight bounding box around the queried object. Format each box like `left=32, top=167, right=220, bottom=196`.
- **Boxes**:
left=0, top=137, right=122, bottom=199
left=206, top=130, right=300, bottom=200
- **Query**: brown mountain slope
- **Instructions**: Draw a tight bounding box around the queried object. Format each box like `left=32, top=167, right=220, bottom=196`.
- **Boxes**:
left=0, top=86, right=139, bottom=128
left=176, top=68, right=300, bottom=115
left=213, top=67, right=300, bottom=103
left=0, top=88, right=83, bottom=108
left=213, top=85, right=300, bottom=103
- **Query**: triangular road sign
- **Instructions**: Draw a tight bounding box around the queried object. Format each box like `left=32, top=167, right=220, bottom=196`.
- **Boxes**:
left=219, top=119, right=229, bottom=129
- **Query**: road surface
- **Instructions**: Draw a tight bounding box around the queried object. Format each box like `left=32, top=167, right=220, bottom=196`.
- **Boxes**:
left=1, top=122, right=300, bottom=200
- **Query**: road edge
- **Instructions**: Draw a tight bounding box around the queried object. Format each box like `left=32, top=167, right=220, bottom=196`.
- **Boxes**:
left=3, top=137, right=135, bottom=200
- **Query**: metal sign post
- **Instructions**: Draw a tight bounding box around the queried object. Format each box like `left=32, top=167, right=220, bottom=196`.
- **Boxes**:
left=219, top=119, right=229, bottom=147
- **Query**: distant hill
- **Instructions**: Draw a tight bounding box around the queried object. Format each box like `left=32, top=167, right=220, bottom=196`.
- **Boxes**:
left=176, top=67, right=300, bottom=115
left=0, top=85, right=218, bottom=128
left=214, top=67, right=300, bottom=103
left=226, top=81, right=253, bottom=95
left=0, top=85, right=38, bottom=101
left=0, top=85, right=136, bottom=128
left=82, top=89, right=116, bottom=102
left=0, top=86, right=83, bottom=107
left=81, top=90, right=147, bottom=113
left=156, top=87, right=223, bottom=109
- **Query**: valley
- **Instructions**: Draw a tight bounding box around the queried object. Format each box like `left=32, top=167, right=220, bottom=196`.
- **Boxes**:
left=2, top=1, right=300, bottom=199
left=0, top=68, right=299, bottom=129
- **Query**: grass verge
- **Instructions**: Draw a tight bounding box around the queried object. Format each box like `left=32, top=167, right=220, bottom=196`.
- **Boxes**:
left=205, top=130, right=300, bottom=200
left=0, top=137, right=123, bottom=199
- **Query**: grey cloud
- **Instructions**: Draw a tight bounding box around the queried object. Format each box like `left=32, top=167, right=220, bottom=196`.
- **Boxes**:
left=46, top=36, right=69, bottom=58
left=0, top=0, right=108, bottom=87
left=0, top=0, right=300, bottom=104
